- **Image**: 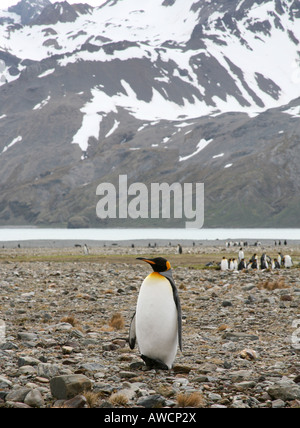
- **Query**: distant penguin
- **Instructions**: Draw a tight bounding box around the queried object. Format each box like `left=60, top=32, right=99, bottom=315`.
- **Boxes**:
left=177, top=244, right=183, bottom=254
left=261, top=253, right=268, bottom=269
left=129, top=257, right=182, bottom=370
left=238, top=248, right=244, bottom=262
left=220, top=257, right=228, bottom=271
left=83, top=244, right=89, bottom=255
left=238, top=259, right=246, bottom=271
left=251, top=260, right=258, bottom=269
left=284, top=255, right=293, bottom=268
left=274, top=258, right=281, bottom=269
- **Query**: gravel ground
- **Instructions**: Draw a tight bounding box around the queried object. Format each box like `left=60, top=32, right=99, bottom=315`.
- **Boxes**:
left=0, top=243, right=300, bottom=408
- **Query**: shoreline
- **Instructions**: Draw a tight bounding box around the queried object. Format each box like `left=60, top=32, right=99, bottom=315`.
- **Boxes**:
left=1, top=238, right=300, bottom=249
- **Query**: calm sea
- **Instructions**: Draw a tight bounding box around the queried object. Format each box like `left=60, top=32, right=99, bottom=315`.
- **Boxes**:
left=0, top=228, right=299, bottom=242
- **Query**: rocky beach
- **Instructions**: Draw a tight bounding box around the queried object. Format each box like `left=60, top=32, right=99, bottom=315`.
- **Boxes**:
left=0, top=241, right=300, bottom=409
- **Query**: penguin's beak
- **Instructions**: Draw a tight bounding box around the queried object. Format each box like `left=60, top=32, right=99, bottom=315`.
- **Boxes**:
left=136, top=257, right=155, bottom=265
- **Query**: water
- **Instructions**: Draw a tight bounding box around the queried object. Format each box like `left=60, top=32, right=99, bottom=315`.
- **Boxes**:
left=0, top=228, right=299, bottom=242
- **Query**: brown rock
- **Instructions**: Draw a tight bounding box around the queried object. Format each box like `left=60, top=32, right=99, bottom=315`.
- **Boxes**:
left=62, top=395, right=87, bottom=408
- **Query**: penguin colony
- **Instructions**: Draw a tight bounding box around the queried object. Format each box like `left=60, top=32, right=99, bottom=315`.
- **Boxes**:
left=220, top=249, right=294, bottom=271
left=129, top=257, right=182, bottom=370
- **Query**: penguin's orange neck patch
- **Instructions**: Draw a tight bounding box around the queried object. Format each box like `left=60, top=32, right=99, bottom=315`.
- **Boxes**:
left=148, top=272, right=165, bottom=280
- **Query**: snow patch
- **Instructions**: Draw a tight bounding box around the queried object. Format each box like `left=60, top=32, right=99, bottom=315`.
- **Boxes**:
left=105, top=119, right=120, bottom=138
left=179, top=138, right=213, bottom=162
left=71, top=81, right=216, bottom=153
left=71, top=87, right=118, bottom=152
left=1, top=136, right=22, bottom=154
left=38, top=69, right=55, bottom=78
left=33, top=95, right=51, bottom=110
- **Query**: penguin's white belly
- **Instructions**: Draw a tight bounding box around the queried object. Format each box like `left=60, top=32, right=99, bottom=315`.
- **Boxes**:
left=136, top=272, right=178, bottom=369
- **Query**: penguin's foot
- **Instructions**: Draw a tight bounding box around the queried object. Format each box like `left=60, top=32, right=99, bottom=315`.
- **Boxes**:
left=141, top=354, right=169, bottom=370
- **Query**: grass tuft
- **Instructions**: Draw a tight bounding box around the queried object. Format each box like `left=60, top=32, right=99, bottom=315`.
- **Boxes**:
left=84, top=391, right=101, bottom=408
left=109, top=392, right=128, bottom=406
left=176, top=392, right=205, bottom=408
left=109, top=313, right=125, bottom=330
left=257, top=277, right=289, bottom=290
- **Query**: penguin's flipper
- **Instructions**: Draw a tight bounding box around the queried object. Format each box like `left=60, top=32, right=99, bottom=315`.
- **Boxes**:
left=141, top=355, right=169, bottom=370
left=160, top=270, right=182, bottom=352
left=129, top=312, right=136, bottom=349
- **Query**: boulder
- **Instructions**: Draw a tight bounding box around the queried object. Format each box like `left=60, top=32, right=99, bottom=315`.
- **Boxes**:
left=50, top=374, right=92, bottom=399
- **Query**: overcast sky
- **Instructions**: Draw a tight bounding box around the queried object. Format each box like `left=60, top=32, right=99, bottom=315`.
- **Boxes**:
left=1, top=0, right=103, bottom=10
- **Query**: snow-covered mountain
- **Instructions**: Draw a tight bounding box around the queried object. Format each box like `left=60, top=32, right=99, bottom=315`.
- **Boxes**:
left=0, top=0, right=299, bottom=228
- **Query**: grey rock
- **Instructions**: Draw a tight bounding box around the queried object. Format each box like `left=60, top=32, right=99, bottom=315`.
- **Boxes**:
left=61, top=394, right=87, bottom=408
left=79, top=362, right=106, bottom=373
left=5, top=387, right=31, bottom=403
left=18, top=356, right=40, bottom=367
left=222, top=332, right=259, bottom=341
left=267, top=378, right=300, bottom=401
left=0, top=341, right=18, bottom=350
left=24, top=389, right=45, bottom=408
left=193, top=375, right=209, bottom=383
left=0, top=375, right=12, bottom=389
left=228, top=370, right=253, bottom=382
left=231, top=397, right=250, bottom=408
left=5, top=401, right=32, bottom=408
left=272, top=399, right=286, bottom=408
left=37, top=362, right=69, bottom=379
left=207, top=392, right=222, bottom=401
left=137, top=394, right=166, bottom=408
left=221, top=300, right=233, bottom=307
left=235, top=381, right=256, bottom=391
left=17, top=332, right=38, bottom=341
left=50, top=374, right=92, bottom=399
left=18, top=365, right=37, bottom=375
left=119, top=371, right=137, bottom=379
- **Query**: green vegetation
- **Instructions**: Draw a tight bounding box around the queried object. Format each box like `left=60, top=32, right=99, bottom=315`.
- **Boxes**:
left=0, top=247, right=299, bottom=270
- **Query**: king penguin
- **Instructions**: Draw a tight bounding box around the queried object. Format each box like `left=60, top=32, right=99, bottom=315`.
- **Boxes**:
left=129, top=257, right=182, bottom=370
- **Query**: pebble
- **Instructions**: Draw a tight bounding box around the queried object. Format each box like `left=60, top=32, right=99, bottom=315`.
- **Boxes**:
left=60, top=394, right=87, bottom=408
left=24, top=389, right=45, bottom=408
left=137, top=394, right=166, bottom=408
left=5, top=387, right=31, bottom=403
left=0, top=376, right=12, bottom=389
left=0, top=245, right=300, bottom=408
left=272, top=399, right=286, bottom=408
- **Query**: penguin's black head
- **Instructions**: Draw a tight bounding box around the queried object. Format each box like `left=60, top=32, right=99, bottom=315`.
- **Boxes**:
left=136, top=257, right=171, bottom=272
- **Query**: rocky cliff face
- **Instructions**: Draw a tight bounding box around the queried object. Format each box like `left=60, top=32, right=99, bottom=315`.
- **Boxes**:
left=0, top=0, right=299, bottom=228
left=8, top=0, right=51, bottom=25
